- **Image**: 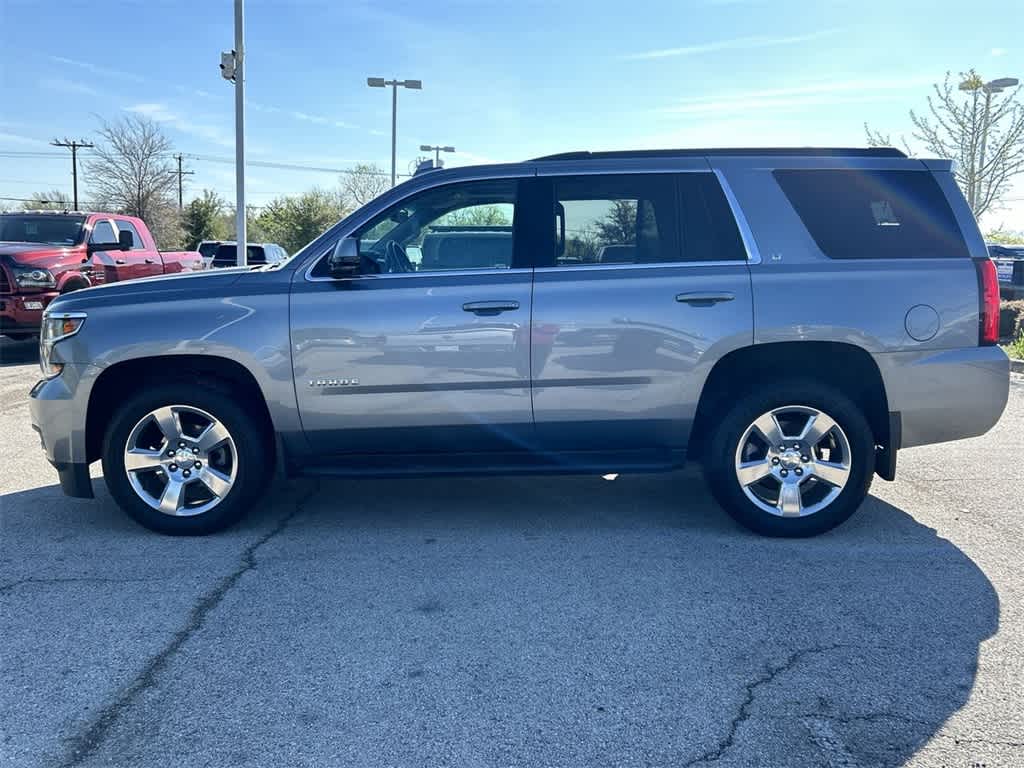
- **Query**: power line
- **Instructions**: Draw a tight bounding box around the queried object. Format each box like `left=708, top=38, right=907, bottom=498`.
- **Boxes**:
left=51, top=138, right=94, bottom=209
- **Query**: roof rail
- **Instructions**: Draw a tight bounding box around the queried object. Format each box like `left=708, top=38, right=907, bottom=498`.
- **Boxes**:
left=531, top=147, right=907, bottom=161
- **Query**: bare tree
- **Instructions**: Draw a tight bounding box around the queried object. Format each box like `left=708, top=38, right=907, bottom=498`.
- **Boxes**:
left=20, top=189, right=72, bottom=211
left=86, top=116, right=178, bottom=221
left=340, top=163, right=390, bottom=208
left=866, top=71, right=1024, bottom=217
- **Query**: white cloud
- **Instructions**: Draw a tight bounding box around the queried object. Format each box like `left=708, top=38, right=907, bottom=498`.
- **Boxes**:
left=990, top=47, right=1007, bottom=57
left=49, top=55, right=145, bottom=82
left=40, top=77, right=100, bottom=97
left=124, top=103, right=234, bottom=148
left=0, top=131, right=53, bottom=148
left=657, top=75, right=936, bottom=117
left=621, top=29, right=838, bottom=60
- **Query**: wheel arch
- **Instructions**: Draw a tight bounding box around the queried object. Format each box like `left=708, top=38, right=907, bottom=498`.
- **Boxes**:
left=86, top=354, right=275, bottom=464
left=689, top=341, right=892, bottom=474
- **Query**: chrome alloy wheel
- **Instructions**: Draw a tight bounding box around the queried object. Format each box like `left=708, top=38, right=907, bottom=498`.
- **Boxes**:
left=123, top=405, right=237, bottom=517
left=734, top=405, right=852, bottom=518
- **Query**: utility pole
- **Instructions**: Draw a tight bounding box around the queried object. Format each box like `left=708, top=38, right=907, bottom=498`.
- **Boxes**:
left=174, top=154, right=195, bottom=210
left=51, top=138, right=94, bottom=210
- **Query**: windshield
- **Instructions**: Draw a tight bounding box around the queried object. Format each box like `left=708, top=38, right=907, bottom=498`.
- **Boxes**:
left=0, top=214, right=86, bottom=246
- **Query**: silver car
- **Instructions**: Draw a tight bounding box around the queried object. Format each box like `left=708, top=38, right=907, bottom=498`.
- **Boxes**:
left=30, top=148, right=1009, bottom=536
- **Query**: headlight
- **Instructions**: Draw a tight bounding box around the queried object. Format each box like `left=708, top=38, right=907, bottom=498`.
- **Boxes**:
left=39, top=312, right=86, bottom=378
left=12, top=265, right=57, bottom=289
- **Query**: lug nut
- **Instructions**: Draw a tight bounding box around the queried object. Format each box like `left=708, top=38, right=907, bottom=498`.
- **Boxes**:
left=168, top=463, right=178, bottom=471
left=167, top=450, right=175, bottom=457
left=771, top=457, right=780, bottom=465
left=795, top=467, right=803, bottom=476
left=183, top=469, right=191, bottom=478
left=778, top=445, right=786, bottom=452
left=802, top=455, right=810, bottom=463
left=194, top=461, right=202, bottom=468
left=178, top=441, right=186, bottom=448
left=780, top=469, right=789, bottom=477
left=192, top=447, right=200, bottom=454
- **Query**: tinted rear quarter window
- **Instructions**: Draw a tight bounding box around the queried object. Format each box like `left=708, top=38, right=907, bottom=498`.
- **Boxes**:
left=773, top=169, right=968, bottom=259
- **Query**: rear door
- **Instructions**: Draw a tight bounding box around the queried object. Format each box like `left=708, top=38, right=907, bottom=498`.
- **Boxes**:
left=529, top=165, right=754, bottom=455
left=290, top=175, right=542, bottom=456
left=113, top=219, right=163, bottom=278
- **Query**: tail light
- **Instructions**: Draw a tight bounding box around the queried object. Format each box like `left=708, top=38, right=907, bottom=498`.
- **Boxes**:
left=974, top=257, right=1000, bottom=346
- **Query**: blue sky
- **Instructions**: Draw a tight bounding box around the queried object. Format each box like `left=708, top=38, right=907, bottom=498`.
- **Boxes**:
left=1, top=0, right=1022, bottom=228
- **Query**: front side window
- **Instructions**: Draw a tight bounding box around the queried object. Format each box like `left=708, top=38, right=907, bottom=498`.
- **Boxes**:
left=351, top=179, right=518, bottom=275
left=89, top=220, right=117, bottom=244
left=773, top=169, right=969, bottom=259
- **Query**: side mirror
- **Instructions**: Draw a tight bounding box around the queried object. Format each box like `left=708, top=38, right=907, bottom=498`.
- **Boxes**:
left=118, top=230, right=133, bottom=251
left=328, top=237, right=361, bottom=278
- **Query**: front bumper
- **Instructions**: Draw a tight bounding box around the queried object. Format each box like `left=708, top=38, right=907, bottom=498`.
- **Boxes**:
left=29, top=363, right=100, bottom=498
left=0, top=291, right=59, bottom=334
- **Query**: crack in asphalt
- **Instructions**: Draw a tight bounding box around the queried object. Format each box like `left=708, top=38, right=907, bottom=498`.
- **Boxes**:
left=0, top=576, right=170, bottom=596
left=682, top=645, right=842, bottom=767
left=55, top=479, right=320, bottom=768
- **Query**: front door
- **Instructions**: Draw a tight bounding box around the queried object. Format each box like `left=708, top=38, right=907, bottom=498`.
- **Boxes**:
left=529, top=169, right=754, bottom=455
left=291, top=177, right=538, bottom=456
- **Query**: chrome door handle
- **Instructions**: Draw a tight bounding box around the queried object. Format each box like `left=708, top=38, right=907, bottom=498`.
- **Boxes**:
left=462, top=300, right=520, bottom=315
left=114, top=259, right=128, bottom=265
left=676, top=291, right=735, bottom=306
left=144, top=258, right=157, bottom=264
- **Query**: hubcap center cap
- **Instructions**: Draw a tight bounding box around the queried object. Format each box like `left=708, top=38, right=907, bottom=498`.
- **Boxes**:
left=172, top=447, right=196, bottom=466
left=779, top=450, right=802, bottom=470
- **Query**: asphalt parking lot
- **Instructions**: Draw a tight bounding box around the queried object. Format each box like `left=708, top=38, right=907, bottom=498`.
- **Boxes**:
left=1, top=334, right=1022, bottom=768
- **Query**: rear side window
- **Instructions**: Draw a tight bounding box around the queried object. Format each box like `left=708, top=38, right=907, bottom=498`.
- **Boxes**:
left=114, top=220, right=145, bottom=249
left=679, top=173, right=747, bottom=262
left=774, top=169, right=968, bottom=259
left=553, top=174, right=680, bottom=266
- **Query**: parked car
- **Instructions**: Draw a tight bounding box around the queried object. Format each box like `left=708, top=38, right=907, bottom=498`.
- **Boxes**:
left=30, top=148, right=1009, bottom=537
left=987, top=243, right=1024, bottom=299
left=203, top=241, right=289, bottom=269
left=1, top=211, right=203, bottom=340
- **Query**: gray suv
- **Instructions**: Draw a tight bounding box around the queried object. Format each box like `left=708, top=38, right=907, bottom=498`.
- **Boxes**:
left=29, top=148, right=1009, bottom=536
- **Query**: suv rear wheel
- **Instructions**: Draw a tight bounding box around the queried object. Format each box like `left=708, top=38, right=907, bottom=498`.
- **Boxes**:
left=705, top=381, right=874, bottom=537
left=101, top=384, right=270, bottom=535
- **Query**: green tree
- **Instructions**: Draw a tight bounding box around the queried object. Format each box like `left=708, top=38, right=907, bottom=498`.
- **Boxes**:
left=182, top=190, right=229, bottom=249
left=21, top=189, right=72, bottom=211
left=252, top=188, right=347, bottom=253
left=436, top=204, right=511, bottom=226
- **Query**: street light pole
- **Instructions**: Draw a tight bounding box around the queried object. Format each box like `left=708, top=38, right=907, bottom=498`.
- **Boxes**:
left=368, top=77, right=422, bottom=187
left=419, top=144, right=455, bottom=166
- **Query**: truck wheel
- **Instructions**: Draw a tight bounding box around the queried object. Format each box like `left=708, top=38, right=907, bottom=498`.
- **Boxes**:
left=101, top=384, right=271, bottom=535
left=704, top=381, right=874, bottom=537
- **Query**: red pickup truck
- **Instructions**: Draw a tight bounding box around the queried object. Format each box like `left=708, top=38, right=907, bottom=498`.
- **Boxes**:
left=0, top=211, right=204, bottom=339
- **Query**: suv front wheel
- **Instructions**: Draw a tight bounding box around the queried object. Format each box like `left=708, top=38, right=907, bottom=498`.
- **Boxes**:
left=101, top=384, right=271, bottom=535
left=705, top=382, right=874, bottom=537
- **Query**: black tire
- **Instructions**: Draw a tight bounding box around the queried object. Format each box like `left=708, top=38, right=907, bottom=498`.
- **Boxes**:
left=704, top=380, right=874, bottom=537
left=101, top=383, right=271, bottom=535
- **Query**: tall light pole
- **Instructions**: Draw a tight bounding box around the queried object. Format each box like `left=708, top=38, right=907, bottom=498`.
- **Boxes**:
left=221, top=1, right=246, bottom=266
left=420, top=144, right=455, bottom=167
left=959, top=75, right=1019, bottom=210
left=367, top=77, right=422, bottom=187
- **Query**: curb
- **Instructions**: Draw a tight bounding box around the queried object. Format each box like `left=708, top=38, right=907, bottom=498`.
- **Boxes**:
left=1012, top=358, right=1024, bottom=375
